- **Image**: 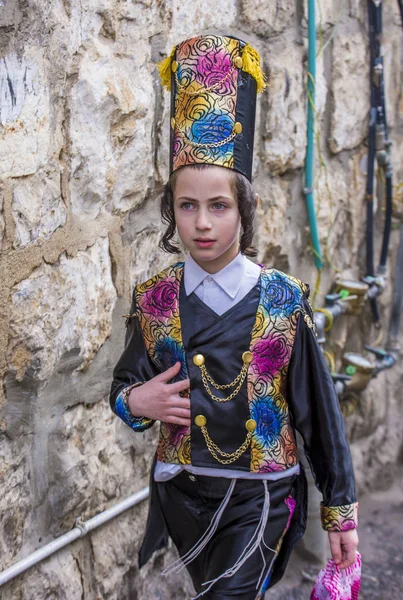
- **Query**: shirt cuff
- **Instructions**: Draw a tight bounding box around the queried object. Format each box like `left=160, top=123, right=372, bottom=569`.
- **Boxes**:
left=320, top=501, right=359, bottom=532
left=114, top=383, right=155, bottom=432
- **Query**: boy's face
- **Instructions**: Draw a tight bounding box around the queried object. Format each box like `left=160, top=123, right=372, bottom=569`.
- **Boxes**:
left=172, top=166, right=242, bottom=273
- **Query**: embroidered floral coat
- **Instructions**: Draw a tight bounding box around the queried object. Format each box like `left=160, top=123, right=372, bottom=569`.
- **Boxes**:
left=110, top=262, right=358, bottom=533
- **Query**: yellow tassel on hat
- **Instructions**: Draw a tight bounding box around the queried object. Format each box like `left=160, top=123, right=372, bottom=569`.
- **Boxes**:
left=157, top=46, right=176, bottom=91
left=242, top=43, right=267, bottom=93
left=157, top=41, right=267, bottom=93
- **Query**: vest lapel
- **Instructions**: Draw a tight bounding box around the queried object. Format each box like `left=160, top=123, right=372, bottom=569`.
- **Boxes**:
left=135, top=262, right=191, bottom=464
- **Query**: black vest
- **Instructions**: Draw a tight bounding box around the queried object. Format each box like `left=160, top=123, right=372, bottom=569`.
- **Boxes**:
left=179, top=277, right=260, bottom=470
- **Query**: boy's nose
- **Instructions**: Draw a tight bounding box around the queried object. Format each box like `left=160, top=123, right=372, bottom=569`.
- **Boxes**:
left=195, top=213, right=212, bottom=230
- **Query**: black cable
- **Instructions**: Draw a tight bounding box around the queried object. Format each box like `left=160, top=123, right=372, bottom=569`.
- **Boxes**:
left=380, top=174, right=393, bottom=269
left=365, top=1, right=378, bottom=281
left=365, top=0, right=395, bottom=323
left=365, top=108, right=376, bottom=278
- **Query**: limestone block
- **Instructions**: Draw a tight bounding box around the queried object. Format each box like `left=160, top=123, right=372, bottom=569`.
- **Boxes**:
left=0, top=49, right=50, bottom=177
left=70, top=0, right=118, bottom=47
left=392, top=139, right=403, bottom=182
left=0, top=443, right=31, bottom=570
left=329, top=32, right=370, bottom=154
left=315, top=53, right=328, bottom=121
left=347, top=149, right=370, bottom=259
left=349, top=0, right=364, bottom=20
left=51, top=400, right=156, bottom=526
left=168, top=0, right=237, bottom=42
left=383, top=0, right=403, bottom=28
left=241, top=0, right=295, bottom=37
left=0, top=0, right=22, bottom=28
left=111, top=0, right=163, bottom=61
left=69, top=50, right=155, bottom=219
left=0, top=189, right=4, bottom=251
left=156, top=96, right=171, bottom=183
left=8, top=237, right=117, bottom=381
left=129, top=228, right=182, bottom=289
left=89, top=509, right=194, bottom=599
left=255, top=178, right=291, bottom=271
left=262, top=44, right=307, bottom=174
left=314, top=158, right=350, bottom=268
left=2, top=550, right=84, bottom=600
left=382, top=33, right=403, bottom=129
left=12, top=168, right=67, bottom=249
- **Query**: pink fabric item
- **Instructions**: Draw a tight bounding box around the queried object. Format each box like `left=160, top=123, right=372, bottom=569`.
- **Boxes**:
left=310, top=552, right=361, bottom=600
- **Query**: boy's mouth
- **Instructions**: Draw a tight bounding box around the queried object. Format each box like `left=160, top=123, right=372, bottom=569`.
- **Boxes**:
left=194, top=238, right=216, bottom=248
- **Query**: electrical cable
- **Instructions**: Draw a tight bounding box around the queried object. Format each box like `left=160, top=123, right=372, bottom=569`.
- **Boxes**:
left=365, top=0, right=394, bottom=323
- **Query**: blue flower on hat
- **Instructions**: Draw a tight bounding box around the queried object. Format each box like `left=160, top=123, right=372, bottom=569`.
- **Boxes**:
left=190, top=110, right=234, bottom=151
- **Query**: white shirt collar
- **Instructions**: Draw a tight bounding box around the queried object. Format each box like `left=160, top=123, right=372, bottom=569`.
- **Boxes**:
left=184, top=252, right=247, bottom=299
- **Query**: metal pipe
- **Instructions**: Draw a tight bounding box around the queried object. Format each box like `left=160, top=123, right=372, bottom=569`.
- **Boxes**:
left=0, top=487, right=149, bottom=587
left=313, top=301, right=349, bottom=345
left=304, top=0, right=323, bottom=271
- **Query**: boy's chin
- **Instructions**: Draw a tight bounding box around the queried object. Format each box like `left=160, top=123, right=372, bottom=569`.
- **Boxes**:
left=190, top=250, right=216, bottom=261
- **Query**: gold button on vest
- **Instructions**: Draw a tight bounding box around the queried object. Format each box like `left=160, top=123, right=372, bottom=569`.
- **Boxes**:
left=245, top=419, right=257, bottom=433
left=195, top=415, right=207, bottom=427
left=193, top=354, right=205, bottom=367
left=242, top=351, right=253, bottom=364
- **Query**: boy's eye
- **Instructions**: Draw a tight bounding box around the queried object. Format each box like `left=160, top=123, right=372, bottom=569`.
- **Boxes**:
left=180, top=202, right=194, bottom=210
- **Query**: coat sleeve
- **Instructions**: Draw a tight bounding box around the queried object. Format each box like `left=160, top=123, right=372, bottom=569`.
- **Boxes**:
left=286, top=288, right=358, bottom=532
left=109, top=289, right=160, bottom=432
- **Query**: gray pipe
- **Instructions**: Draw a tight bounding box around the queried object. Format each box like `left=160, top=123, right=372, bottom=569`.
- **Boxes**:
left=0, top=487, right=149, bottom=587
left=314, top=301, right=348, bottom=346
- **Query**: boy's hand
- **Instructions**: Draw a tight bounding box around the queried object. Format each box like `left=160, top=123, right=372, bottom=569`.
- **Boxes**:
left=128, top=361, right=191, bottom=427
left=328, top=528, right=359, bottom=569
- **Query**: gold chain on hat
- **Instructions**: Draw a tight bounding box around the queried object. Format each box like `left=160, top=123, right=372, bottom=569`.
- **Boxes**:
left=192, top=351, right=252, bottom=402
left=173, top=63, right=237, bottom=96
left=195, top=415, right=257, bottom=464
left=171, top=118, right=242, bottom=149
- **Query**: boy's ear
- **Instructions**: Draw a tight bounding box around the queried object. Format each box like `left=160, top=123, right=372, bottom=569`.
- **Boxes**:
left=255, top=193, right=262, bottom=209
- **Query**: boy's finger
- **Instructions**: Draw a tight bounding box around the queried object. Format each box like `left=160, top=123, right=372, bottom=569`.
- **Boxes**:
left=339, top=546, right=357, bottom=569
left=169, top=397, right=191, bottom=410
left=156, top=361, right=182, bottom=381
left=329, top=535, right=342, bottom=565
left=170, top=407, right=191, bottom=419
left=168, top=378, right=190, bottom=393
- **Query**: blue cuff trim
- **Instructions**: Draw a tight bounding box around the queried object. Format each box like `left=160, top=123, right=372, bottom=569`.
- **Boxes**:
left=114, top=389, right=154, bottom=432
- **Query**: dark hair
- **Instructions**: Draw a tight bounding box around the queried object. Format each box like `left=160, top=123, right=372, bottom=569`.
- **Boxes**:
left=159, top=164, right=258, bottom=257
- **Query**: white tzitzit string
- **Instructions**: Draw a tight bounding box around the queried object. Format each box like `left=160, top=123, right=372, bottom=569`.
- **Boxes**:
left=254, top=540, right=277, bottom=599
left=255, top=537, right=277, bottom=592
left=162, top=479, right=237, bottom=577
left=191, top=480, right=271, bottom=599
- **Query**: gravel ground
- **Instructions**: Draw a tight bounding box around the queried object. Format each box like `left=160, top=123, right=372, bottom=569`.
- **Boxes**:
left=267, top=477, right=403, bottom=600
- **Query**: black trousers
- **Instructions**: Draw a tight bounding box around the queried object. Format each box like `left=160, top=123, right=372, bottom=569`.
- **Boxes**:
left=157, top=472, right=297, bottom=600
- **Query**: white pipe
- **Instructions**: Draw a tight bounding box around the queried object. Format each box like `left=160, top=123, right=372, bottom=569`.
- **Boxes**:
left=0, top=486, right=149, bottom=587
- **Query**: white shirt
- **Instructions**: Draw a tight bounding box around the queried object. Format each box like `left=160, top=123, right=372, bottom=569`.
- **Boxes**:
left=154, top=252, right=300, bottom=482
left=183, top=252, right=261, bottom=315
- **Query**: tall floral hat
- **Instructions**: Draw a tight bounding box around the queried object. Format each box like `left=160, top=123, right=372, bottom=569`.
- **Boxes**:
left=157, top=34, right=266, bottom=182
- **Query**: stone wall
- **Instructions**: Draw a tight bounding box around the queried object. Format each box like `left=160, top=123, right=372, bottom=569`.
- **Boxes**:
left=0, top=0, right=402, bottom=598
